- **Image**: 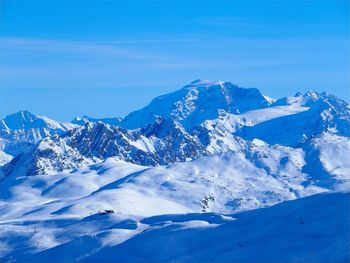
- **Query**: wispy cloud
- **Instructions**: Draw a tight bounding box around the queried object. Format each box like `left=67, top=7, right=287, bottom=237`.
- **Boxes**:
left=1, top=36, right=346, bottom=91
left=94, top=39, right=198, bottom=44
left=0, top=37, right=197, bottom=60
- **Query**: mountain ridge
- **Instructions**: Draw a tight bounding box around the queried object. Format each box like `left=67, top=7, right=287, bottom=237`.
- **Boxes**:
left=1, top=80, right=349, bottom=179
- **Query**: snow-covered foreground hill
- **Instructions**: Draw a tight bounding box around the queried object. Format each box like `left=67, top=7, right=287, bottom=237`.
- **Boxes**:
left=0, top=147, right=349, bottom=261
left=1, top=134, right=349, bottom=222
left=0, top=80, right=349, bottom=262
left=1, top=190, right=348, bottom=262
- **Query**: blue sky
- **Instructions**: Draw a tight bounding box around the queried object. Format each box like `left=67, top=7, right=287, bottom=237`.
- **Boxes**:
left=0, top=0, right=349, bottom=121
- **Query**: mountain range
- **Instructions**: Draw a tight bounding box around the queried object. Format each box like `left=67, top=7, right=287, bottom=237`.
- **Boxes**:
left=0, top=80, right=349, bottom=262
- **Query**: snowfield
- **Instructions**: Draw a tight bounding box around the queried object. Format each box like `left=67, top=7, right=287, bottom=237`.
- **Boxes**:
left=1, top=135, right=348, bottom=222
left=0, top=191, right=348, bottom=262
left=0, top=80, right=349, bottom=262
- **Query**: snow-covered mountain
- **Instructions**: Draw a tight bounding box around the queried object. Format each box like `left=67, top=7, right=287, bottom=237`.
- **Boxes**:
left=120, top=79, right=271, bottom=130
left=0, top=118, right=207, bottom=178
left=0, top=110, right=75, bottom=140
left=239, top=91, right=350, bottom=146
left=0, top=80, right=349, bottom=262
left=0, top=111, right=76, bottom=165
left=1, top=81, right=349, bottom=181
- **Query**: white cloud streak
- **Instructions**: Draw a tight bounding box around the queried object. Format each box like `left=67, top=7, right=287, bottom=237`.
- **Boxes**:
left=0, top=37, right=195, bottom=60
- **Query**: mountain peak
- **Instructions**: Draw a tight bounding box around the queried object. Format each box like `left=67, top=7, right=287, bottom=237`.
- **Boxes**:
left=0, top=110, right=76, bottom=156
left=6, top=110, right=36, bottom=120
left=294, top=91, right=302, bottom=97
left=121, top=80, right=270, bottom=130
left=2, top=110, right=40, bottom=130
left=303, top=90, right=320, bottom=100
left=188, top=79, right=224, bottom=87
left=1, top=110, right=76, bottom=132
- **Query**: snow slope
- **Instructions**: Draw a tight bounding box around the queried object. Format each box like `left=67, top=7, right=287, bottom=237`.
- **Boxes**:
left=0, top=139, right=12, bottom=166
left=239, top=92, right=350, bottom=146
left=0, top=191, right=348, bottom=262
left=238, top=104, right=309, bottom=126
left=1, top=135, right=348, bottom=223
